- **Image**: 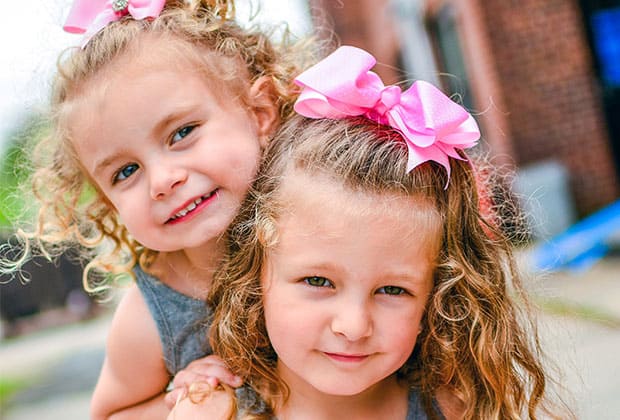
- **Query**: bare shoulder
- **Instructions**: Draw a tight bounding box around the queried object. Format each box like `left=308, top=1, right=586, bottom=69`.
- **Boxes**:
left=91, top=285, right=170, bottom=417
left=108, top=285, right=160, bottom=346
left=106, top=285, right=168, bottom=380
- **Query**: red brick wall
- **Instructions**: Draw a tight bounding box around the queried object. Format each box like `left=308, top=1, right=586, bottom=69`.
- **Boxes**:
left=475, top=0, right=619, bottom=214
left=308, top=0, right=619, bottom=215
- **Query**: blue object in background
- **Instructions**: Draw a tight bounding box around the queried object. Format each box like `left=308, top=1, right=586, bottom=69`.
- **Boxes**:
left=591, top=7, right=620, bottom=87
left=529, top=199, right=620, bottom=272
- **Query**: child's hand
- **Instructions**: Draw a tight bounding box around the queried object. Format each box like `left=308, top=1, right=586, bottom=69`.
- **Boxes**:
left=167, top=384, right=235, bottom=420
left=164, top=355, right=243, bottom=409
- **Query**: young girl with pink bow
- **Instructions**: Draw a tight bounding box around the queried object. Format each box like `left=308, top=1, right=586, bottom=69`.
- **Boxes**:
left=0, top=0, right=313, bottom=418
left=170, top=46, right=572, bottom=419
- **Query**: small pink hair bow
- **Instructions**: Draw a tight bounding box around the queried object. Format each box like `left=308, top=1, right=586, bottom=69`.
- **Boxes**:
left=63, top=0, right=166, bottom=45
left=294, top=46, right=480, bottom=180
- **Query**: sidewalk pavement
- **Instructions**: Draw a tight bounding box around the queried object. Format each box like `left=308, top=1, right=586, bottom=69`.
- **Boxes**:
left=0, top=314, right=109, bottom=420
left=1, top=256, right=619, bottom=420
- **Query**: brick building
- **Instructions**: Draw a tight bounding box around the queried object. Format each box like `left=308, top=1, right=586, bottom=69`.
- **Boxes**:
left=308, top=0, right=620, bottom=217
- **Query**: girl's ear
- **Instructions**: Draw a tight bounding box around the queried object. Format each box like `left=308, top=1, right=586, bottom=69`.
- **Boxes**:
left=249, top=76, right=279, bottom=148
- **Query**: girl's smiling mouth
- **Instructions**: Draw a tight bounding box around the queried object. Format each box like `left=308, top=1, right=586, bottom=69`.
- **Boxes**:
left=166, top=189, right=218, bottom=224
left=323, top=352, right=370, bottom=363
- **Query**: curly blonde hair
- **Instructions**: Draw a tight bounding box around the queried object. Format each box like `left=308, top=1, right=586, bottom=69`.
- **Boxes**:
left=1, top=0, right=315, bottom=293
left=209, top=116, right=572, bottom=419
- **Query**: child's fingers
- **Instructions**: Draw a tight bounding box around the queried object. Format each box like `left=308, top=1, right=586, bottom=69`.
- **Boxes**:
left=173, top=364, right=242, bottom=388
left=207, top=365, right=243, bottom=387
left=164, top=387, right=186, bottom=409
left=172, top=371, right=206, bottom=391
left=167, top=385, right=235, bottom=420
left=175, top=355, right=242, bottom=386
left=166, top=377, right=219, bottom=409
left=173, top=371, right=219, bottom=389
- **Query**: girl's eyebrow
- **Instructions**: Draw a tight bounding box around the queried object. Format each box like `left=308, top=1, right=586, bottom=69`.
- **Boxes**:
left=93, top=152, right=123, bottom=177
left=151, top=105, right=197, bottom=138
left=293, top=261, right=427, bottom=285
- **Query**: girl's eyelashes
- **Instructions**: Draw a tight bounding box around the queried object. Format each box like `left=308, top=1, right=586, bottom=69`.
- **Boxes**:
left=301, top=277, right=410, bottom=296
left=112, top=163, right=139, bottom=184
left=171, top=124, right=197, bottom=144
left=376, top=285, right=408, bottom=296
left=303, top=276, right=334, bottom=288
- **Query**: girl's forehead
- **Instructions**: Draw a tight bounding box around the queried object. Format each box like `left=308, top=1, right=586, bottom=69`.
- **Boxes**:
left=70, top=33, right=247, bottom=101
left=277, top=169, right=441, bottom=237
left=96, top=41, right=210, bottom=83
left=63, top=41, right=247, bottom=129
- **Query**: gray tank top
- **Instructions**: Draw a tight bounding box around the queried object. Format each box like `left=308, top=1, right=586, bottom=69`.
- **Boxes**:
left=235, top=386, right=445, bottom=419
left=134, top=266, right=212, bottom=375
left=406, top=388, right=445, bottom=420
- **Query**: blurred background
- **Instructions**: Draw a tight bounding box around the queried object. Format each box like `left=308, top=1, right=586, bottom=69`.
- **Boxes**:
left=1, top=0, right=619, bottom=419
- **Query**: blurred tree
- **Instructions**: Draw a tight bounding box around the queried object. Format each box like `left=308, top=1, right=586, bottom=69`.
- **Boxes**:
left=0, top=114, right=47, bottom=232
left=0, top=116, right=96, bottom=337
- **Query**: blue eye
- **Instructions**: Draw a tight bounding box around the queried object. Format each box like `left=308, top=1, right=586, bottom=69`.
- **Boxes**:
left=113, top=163, right=139, bottom=183
left=171, top=125, right=196, bottom=144
left=377, top=286, right=406, bottom=295
left=304, top=276, right=333, bottom=288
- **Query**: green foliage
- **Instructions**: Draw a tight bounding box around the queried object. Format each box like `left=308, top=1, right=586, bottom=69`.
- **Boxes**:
left=0, top=376, right=30, bottom=407
left=0, top=115, right=48, bottom=230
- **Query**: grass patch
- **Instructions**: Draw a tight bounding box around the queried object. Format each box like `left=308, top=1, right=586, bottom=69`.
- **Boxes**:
left=535, top=296, right=620, bottom=328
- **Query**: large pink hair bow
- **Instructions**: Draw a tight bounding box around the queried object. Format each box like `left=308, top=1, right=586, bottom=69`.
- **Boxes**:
left=63, top=0, right=166, bottom=45
left=294, top=46, right=480, bottom=180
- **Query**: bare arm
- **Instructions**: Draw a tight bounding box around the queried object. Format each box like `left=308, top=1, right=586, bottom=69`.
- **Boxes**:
left=91, top=286, right=172, bottom=420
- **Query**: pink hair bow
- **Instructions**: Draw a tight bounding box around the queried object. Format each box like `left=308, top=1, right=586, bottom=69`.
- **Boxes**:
left=294, top=46, right=480, bottom=180
left=63, top=0, right=166, bottom=46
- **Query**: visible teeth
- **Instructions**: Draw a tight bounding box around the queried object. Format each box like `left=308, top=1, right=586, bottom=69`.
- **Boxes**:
left=172, top=196, right=206, bottom=219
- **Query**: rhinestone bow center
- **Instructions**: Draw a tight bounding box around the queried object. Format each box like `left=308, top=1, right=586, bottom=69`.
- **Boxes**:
left=112, top=0, right=129, bottom=13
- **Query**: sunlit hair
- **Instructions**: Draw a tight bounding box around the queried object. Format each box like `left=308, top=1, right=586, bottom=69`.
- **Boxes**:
left=1, top=0, right=315, bottom=293
left=210, top=115, right=572, bottom=419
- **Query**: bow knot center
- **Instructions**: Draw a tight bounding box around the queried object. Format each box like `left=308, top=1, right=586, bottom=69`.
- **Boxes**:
left=366, top=85, right=401, bottom=123
left=112, top=0, right=130, bottom=13
left=379, top=86, right=402, bottom=110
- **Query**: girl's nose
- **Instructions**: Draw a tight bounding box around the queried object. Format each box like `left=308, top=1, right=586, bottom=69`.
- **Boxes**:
left=149, top=166, right=188, bottom=200
left=330, top=300, right=373, bottom=341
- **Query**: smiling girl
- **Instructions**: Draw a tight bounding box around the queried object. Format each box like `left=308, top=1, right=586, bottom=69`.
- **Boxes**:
left=0, top=0, right=312, bottom=418
left=171, top=47, right=572, bottom=419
